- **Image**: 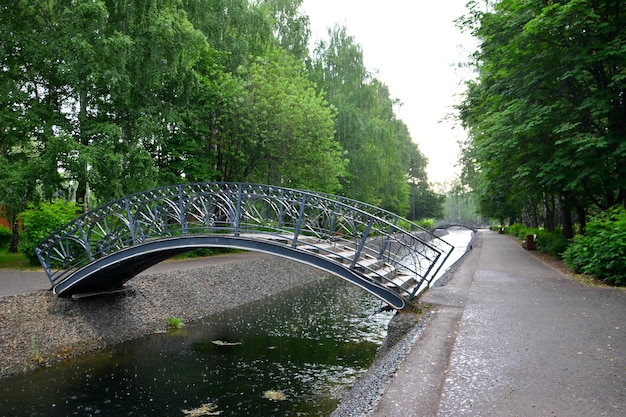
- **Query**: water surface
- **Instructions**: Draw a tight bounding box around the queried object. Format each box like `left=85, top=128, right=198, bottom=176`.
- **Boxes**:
left=0, top=277, right=393, bottom=416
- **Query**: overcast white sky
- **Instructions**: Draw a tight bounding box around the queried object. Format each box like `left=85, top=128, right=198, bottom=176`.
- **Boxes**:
left=300, top=0, right=477, bottom=185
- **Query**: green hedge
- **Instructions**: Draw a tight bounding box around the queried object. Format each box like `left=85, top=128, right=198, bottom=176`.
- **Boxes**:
left=563, top=207, right=626, bottom=285
left=535, top=229, right=570, bottom=257
left=505, top=224, right=538, bottom=240
left=504, top=224, right=569, bottom=256
left=18, top=201, right=80, bottom=265
left=0, top=226, right=11, bottom=249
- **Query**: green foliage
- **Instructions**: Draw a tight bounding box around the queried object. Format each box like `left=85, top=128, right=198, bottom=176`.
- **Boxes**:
left=167, top=317, right=185, bottom=329
left=18, top=201, right=80, bottom=265
left=563, top=207, right=626, bottom=285
left=0, top=248, right=29, bottom=269
left=0, top=226, right=11, bottom=249
left=234, top=50, right=345, bottom=192
left=309, top=25, right=436, bottom=214
left=535, top=229, right=569, bottom=257
left=1, top=0, right=439, bottom=229
left=409, top=182, right=444, bottom=221
left=394, top=218, right=435, bottom=232
left=442, top=181, right=478, bottom=224
left=414, top=219, right=435, bottom=230
left=504, top=224, right=569, bottom=256
left=457, top=0, right=626, bottom=229
left=174, top=248, right=238, bottom=259
left=504, top=224, right=534, bottom=240
left=30, top=335, right=43, bottom=364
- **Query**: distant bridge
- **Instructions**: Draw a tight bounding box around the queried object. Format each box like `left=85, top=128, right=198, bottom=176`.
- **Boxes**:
left=433, top=223, right=479, bottom=233
left=35, top=183, right=454, bottom=309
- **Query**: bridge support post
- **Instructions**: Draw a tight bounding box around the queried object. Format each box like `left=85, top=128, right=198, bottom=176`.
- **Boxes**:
left=351, top=219, right=374, bottom=269
left=124, top=198, right=137, bottom=244
left=291, top=194, right=308, bottom=247
left=234, top=185, right=242, bottom=236
left=177, top=185, right=188, bottom=235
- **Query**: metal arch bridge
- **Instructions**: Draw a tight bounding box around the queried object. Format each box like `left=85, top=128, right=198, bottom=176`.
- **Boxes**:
left=35, top=183, right=454, bottom=310
left=433, top=223, right=479, bottom=233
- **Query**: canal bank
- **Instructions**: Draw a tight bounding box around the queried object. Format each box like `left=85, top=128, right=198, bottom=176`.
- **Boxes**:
left=0, top=254, right=331, bottom=378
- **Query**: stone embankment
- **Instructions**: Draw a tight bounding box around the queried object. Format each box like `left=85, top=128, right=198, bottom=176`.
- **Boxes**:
left=0, top=257, right=329, bottom=378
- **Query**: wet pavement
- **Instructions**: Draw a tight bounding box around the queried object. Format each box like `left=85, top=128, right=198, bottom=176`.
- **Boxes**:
left=371, top=231, right=626, bottom=417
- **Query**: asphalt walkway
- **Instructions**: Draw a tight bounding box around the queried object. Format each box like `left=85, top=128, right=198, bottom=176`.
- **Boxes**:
left=372, top=231, right=626, bottom=417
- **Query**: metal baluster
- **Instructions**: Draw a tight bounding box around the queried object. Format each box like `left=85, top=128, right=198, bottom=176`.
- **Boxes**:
left=292, top=193, right=307, bottom=247
left=351, top=218, right=373, bottom=269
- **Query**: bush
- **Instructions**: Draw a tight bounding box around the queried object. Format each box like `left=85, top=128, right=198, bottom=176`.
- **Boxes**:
left=505, top=224, right=538, bottom=240
left=563, top=207, right=626, bottom=285
left=536, top=229, right=570, bottom=257
left=0, top=226, right=11, bottom=249
left=414, top=218, right=435, bottom=230
left=18, top=201, right=80, bottom=265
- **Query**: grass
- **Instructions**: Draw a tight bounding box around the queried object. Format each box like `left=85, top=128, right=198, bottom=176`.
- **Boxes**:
left=167, top=317, right=185, bottom=329
left=0, top=247, right=32, bottom=270
left=30, top=335, right=43, bottom=364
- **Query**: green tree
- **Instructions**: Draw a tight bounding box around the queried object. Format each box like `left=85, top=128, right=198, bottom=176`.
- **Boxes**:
left=457, top=0, right=626, bottom=235
left=219, top=50, right=345, bottom=192
left=260, top=0, right=311, bottom=60
left=309, top=25, right=437, bottom=214
left=1, top=0, right=435, bottom=250
left=404, top=124, right=443, bottom=220
left=0, top=0, right=69, bottom=249
left=18, top=201, right=79, bottom=265
left=182, top=0, right=274, bottom=71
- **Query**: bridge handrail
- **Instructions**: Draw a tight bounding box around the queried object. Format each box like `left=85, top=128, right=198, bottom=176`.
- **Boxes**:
left=35, top=182, right=453, bottom=300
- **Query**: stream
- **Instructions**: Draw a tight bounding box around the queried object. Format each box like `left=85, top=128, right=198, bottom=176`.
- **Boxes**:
left=0, top=277, right=394, bottom=416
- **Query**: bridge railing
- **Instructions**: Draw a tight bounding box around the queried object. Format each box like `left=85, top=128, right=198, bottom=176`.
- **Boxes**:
left=35, top=183, right=453, bottom=299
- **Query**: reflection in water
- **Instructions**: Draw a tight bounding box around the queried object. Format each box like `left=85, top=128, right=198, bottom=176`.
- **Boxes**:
left=0, top=277, right=393, bottom=416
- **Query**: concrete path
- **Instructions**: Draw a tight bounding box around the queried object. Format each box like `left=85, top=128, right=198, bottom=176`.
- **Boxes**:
left=0, top=252, right=269, bottom=297
left=372, top=231, right=626, bottom=417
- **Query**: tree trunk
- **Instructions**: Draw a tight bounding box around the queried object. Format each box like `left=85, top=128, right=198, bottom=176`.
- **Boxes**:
left=76, top=177, right=88, bottom=211
left=543, top=194, right=555, bottom=232
left=576, top=205, right=587, bottom=235
left=76, top=79, right=89, bottom=212
left=560, top=195, right=574, bottom=239
left=528, top=196, right=539, bottom=228
left=9, top=218, right=19, bottom=253
left=508, top=214, right=516, bottom=226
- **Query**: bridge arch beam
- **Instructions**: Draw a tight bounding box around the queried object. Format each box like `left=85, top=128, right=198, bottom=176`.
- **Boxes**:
left=36, top=182, right=454, bottom=309
left=53, top=236, right=407, bottom=309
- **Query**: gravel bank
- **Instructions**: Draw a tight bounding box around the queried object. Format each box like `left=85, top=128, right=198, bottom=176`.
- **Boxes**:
left=331, top=310, right=432, bottom=416
left=0, top=256, right=329, bottom=378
